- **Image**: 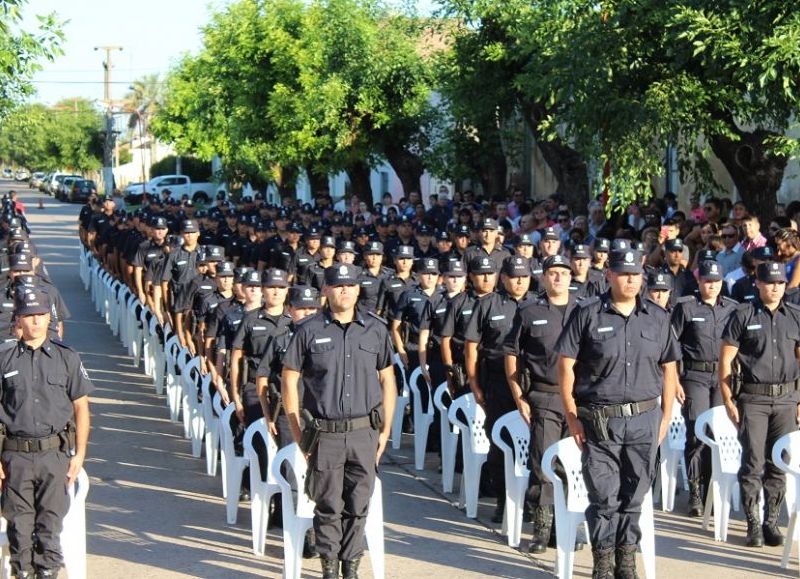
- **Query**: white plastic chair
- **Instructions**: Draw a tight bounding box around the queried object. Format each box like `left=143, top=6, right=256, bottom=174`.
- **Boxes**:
left=447, top=393, right=489, bottom=518
left=771, top=430, right=800, bottom=571
left=243, top=419, right=280, bottom=556
left=272, top=443, right=385, bottom=579
left=390, top=353, right=410, bottom=450
left=219, top=403, right=249, bottom=524
left=695, top=405, right=742, bottom=542
left=433, top=382, right=459, bottom=493
left=658, top=402, right=688, bottom=512
left=168, top=347, right=191, bottom=424
left=213, top=393, right=228, bottom=494
left=542, top=438, right=656, bottom=579
left=180, top=356, right=206, bottom=457
left=491, top=411, right=530, bottom=547
left=408, top=366, right=434, bottom=470
left=203, top=379, right=222, bottom=477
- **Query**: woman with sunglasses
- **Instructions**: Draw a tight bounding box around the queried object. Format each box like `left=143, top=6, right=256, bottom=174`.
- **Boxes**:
left=774, top=227, right=800, bottom=288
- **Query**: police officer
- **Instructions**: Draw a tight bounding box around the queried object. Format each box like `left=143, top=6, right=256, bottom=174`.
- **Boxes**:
left=356, top=241, right=391, bottom=314
left=660, top=238, right=697, bottom=306
left=155, top=219, right=201, bottom=343
left=568, top=243, right=602, bottom=299
left=464, top=218, right=511, bottom=266
left=719, top=261, right=800, bottom=548
left=281, top=263, right=397, bottom=579
left=377, top=245, right=415, bottom=317
left=390, top=257, right=441, bottom=372
left=505, top=254, right=577, bottom=553
left=671, top=260, right=737, bottom=517
left=0, top=289, right=93, bottom=578
left=644, top=269, right=673, bottom=310
left=305, top=236, right=336, bottom=291
left=465, top=255, right=532, bottom=523
left=556, top=248, right=680, bottom=578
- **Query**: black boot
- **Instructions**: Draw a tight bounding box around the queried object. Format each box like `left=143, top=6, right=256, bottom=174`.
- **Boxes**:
left=528, top=505, right=553, bottom=554
left=303, top=528, right=318, bottom=558
left=342, top=558, right=361, bottom=579
left=491, top=497, right=505, bottom=524
left=33, top=571, right=58, bottom=579
left=321, top=557, right=339, bottom=579
left=14, top=571, right=32, bottom=579
left=614, top=544, right=639, bottom=579
left=745, top=507, right=764, bottom=548
left=269, top=495, right=283, bottom=529
left=763, top=499, right=785, bottom=547
left=591, top=547, right=615, bottom=579
left=687, top=480, right=704, bottom=517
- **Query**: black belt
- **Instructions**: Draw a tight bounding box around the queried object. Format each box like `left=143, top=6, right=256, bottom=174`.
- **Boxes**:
left=531, top=382, right=561, bottom=394
left=581, top=397, right=660, bottom=419
left=684, top=360, right=718, bottom=373
left=5, top=434, right=61, bottom=453
left=742, top=381, right=800, bottom=397
left=314, top=415, right=373, bottom=433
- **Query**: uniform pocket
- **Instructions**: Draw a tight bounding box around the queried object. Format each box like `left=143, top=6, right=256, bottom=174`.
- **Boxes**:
left=3, top=377, right=25, bottom=412
left=47, top=374, right=68, bottom=390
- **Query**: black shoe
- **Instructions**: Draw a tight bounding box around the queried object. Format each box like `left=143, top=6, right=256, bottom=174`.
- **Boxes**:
left=239, top=488, right=250, bottom=502
left=269, top=496, right=283, bottom=529
left=321, top=557, right=339, bottom=579
left=14, top=572, right=33, bottom=579
left=746, top=517, right=764, bottom=548
left=763, top=523, right=785, bottom=547
left=491, top=501, right=505, bottom=524
left=528, top=506, right=553, bottom=554
left=303, top=529, right=318, bottom=558
left=591, top=547, right=615, bottom=579
left=614, top=544, right=639, bottom=579
left=687, top=480, right=704, bottom=517
left=34, top=571, right=59, bottom=579
left=342, top=558, right=361, bottom=579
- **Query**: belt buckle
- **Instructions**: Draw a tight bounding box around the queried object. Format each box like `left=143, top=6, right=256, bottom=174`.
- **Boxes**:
left=621, top=403, right=634, bottom=418
left=770, top=383, right=783, bottom=396
left=23, top=439, right=32, bottom=452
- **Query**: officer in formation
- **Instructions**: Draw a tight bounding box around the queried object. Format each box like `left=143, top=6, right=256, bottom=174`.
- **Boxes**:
left=0, top=289, right=93, bottom=579
left=556, top=248, right=680, bottom=578
left=719, top=261, right=800, bottom=548
left=505, top=254, right=577, bottom=553
left=281, top=264, right=396, bottom=579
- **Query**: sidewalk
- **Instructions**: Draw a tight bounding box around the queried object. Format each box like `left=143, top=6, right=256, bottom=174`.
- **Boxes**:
left=14, top=186, right=797, bottom=578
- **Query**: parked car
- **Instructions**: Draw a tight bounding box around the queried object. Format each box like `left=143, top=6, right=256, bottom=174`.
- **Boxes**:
left=2, top=168, right=12, bottom=179
left=43, top=173, right=72, bottom=196
left=14, top=169, right=29, bottom=181
left=29, top=172, right=45, bottom=189
left=124, top=174, right=221, bottom=205
left=67, top=179, right=97, bottom=203
left=56, top=176, right=82, bottom=201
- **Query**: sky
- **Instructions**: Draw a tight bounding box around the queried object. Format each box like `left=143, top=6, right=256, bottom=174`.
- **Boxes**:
left=25, top=0, right=438, bottom=106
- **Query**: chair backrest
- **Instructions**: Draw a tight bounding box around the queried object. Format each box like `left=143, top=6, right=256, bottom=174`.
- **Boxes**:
left=772, top=430, right=800, bottom=476
left=272, top=443, right=315, bottom=517
left=212, top=392, right=225, bottom=419
left=541, top=437, right=589, bottom=513
left=165, top=335, right=180, bottom=364
left=148, top=314, right=159, bottom=336
left=433, top=382, right=458, bottom=435
left=243, top=419, right=279, bottom=485
left=665, top=402, right=686, bottom=451
left=176, top=347, right=192, bottom=372
left=68, top=468, right=90, bottom=504
left=491, top=411, right=530, bottom=478
left=219, top=403, right=238, bottom=454
left=393, top=353, right=409, bottom=396
left=695, top=406, right=741, bottom=475
left=447, top=393, right=490, bottom=453
left=408, top=366, right=432, bottom=416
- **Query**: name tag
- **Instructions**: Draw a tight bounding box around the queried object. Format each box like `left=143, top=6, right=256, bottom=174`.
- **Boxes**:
left=744, top=294, right=755, bottom=300
left=2, top=302, right=12, bottom=308
left=746, top=324, right=762, bottom=330
left=532, top=269, right=543, bottom=275
left=200, top=285, right=213, bottom=290
left=490, top=315, right=506, bottom=321
left=461, top=309, right=473, bottom=316
left=435, top=308, right=447, bottom=314
left=315, top=337, right=332, bottom=344
left=361, top=281, right=373, bottom=286
left=691, top=317, right=706, bottom=322
left=3, top=370, right=18, bottom=378
left=390, top=283, right=402, bottom=288
left=411, top=297, right=422, bottom=302
left=146, top=253, right=157, bottom=258
left=532, top=319, right=548, bottom=326
left=597, top=326, right=613, bottom=333
left=253, top=326, right=266, bottom=331
left=177, top=260, right=187, bottom=265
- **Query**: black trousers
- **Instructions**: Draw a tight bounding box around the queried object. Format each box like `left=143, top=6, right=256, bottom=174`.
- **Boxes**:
left=682, top=373, right=722, bottom=484
left=307, top=428, right=378, bottom=561
left=580, top=407, right=660, bottom=550
left=483, top=367, right=517, bottom=503
left=2, top=449, right=70, bottom=574
left=526, top=391, right=569, bottom=508
left=737, top=398, right=796, bottom=511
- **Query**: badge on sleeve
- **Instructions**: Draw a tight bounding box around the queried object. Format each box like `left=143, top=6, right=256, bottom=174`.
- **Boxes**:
left=80, top=363, right=89, bottom=379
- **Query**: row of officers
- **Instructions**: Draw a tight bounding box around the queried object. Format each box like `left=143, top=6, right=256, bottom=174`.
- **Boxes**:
left=83, top=206, right=800, bottom=579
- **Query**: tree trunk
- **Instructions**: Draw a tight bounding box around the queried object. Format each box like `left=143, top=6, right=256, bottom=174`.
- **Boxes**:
left=277, top=165, right=299, bottom=201
left=479, top=151, right=507, bottom=200
left=709, top=123, right=787, bottom=225
left=522, top=102, right=590, bottom=215
left=384, top=143, right=424, bottom=197
left=305, top=164, right=330, bottom=196
left=346, top=160, right=374, bottom=208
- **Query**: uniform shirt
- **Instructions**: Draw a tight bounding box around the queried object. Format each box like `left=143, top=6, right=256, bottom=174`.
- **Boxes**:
left=160, top=245, right=199, bottom=288
left=659, top=265, right=698, bottom=306
left=187, top=274, right=217, bottom=318
left=721, top=299, right=800, bottom=398
left=464, top=244, right=511, bottom=268
left=556, top=293, right=681, bottom=405
left=671, top=294, right=738, bottom=364
left=438, top=248, right=467, bottom=270
left=283, top=308, right=394, bottom=421
left=256, top=321, right=296, bottom=385
left=198, top=290, right=232, bottom=333
left=440, top=290, right=481, bottom=365
left=464, top=290, right=529, bottom=366
left=232, top=308, right=293, bottom=379
left=304, top=261, right=332, bottom=291
left=357, top=267, right=392, bottom=313
left=505, top=293, right=577, bottom=386
left=731, top=274, right=758, bottom=304
left=568, top=277, right=602, bottom=300
left=291, top=248, right=320, bottom=281
left=419, top=290, right=452, bottom=344
left=391, top=286, right=441, bottom=340
left=132, top=239, right=167, bottom=283
left=78, top=205, right=94, bottom=230
left=377, top=274, right=415, bottom=317
left=212, top=299, right=247, bottom=351
left=0, top=338, right=94, bottom=437
left=88, top=212, right=113, bottom=239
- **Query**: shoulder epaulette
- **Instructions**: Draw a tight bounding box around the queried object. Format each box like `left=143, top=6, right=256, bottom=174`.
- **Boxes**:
left=576, top=296, right=601, bottom=309
left=785, top=301, right=800, bottom=312
left=720, top=296, right=738, bottom=306
left=367, top=311, right=389, bottom=326
left=49, top=338, right=75, bottom=351
left=676, top=295, right=695, bottom=304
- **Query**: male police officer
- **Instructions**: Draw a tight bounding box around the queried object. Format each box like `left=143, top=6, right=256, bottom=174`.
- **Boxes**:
left=281, top=264, right=396, bottom=579
left=0, top=289, right=93, bottom=578
left=505, top=254, right=577, bottom=553
left=671, top=260, right=737, bottom=516
left=557, top=249, right=680, bottom=578
left=720, top=261, right=800, bottom=548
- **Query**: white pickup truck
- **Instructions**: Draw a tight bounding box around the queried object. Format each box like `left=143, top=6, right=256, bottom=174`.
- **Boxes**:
left=123, top=174, right=224, bottom=204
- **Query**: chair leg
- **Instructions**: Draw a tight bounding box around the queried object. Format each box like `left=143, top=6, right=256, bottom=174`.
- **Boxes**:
left=226, top=465, right=245, bottom=524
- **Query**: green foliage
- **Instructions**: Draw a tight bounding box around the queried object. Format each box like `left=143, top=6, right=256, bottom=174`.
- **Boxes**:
left=0, top=98, right=103, bottom=172
left=149, top=155, right=212, bottom=182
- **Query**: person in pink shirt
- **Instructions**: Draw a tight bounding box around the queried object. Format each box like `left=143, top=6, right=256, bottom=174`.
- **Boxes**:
left=740, top=214, right=767, bottom=252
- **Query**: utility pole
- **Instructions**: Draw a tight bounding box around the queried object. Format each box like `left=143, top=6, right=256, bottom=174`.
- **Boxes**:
left=95, top=45, right=123, bottom=196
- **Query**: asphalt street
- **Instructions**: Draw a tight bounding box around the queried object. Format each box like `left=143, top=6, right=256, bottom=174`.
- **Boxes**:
left=6, top=181, right=796, bottom=578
